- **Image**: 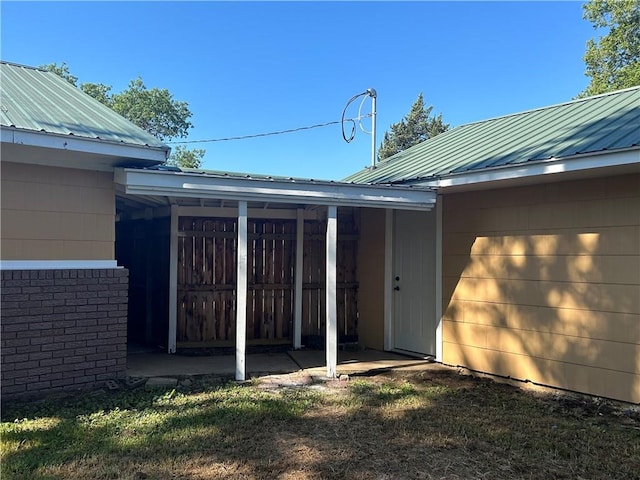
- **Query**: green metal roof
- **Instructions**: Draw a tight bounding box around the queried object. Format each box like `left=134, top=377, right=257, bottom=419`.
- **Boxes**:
left=0, top=61, right=169, bottom=152
left=344, top=87, right=640, bottom=185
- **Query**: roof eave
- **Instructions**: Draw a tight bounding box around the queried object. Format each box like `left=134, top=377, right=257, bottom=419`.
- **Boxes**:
left=414, top=148, right=640, bottom=191
left=115, top=168, right=436, bottom=211
left=1, top=126, right=169, bottom=165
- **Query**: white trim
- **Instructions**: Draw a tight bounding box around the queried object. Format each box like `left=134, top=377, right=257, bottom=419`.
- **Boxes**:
left=0, top=260, right=118, bottom=270
left=1, top=126, right=168, bottom=163
left=325, top=206, right=338, bottom=378
left=435, top=195, right=443, bottom=363
left=168, top=205, right=178, bottom=354
left=424, top=149, right=640, bottom=190
left=293, top=208, right=304, bottom=349
left=236, top=201, right=249, bottom=381
left=116, top=168, right=435, bottom=211
left=383, top=209, right=394, bottom=351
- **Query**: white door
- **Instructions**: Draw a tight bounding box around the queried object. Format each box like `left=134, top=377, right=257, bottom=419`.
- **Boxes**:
left=392, top=209, right=437, bottom=355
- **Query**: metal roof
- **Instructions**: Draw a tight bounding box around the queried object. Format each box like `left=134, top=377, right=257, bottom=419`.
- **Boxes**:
left=344, top=86, right=640, bottom=185
left=0, top=61, right=168, bottom=152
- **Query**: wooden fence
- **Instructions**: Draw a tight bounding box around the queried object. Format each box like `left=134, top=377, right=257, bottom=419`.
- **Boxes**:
left=176, top=211, right=359, bottom=347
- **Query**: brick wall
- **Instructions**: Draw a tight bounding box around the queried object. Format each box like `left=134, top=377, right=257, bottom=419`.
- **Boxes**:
left=1, top=268, right=128, bottom=400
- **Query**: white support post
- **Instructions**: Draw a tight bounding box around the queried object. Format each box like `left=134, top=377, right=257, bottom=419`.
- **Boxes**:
left=294, top=208, right=304, bottom=349
left=325, top=206, right=338, bottom=378
left=168, top=204, right=178, bottom=354
left=383, top=209, right=394, bottom=351
left=435, top=195, right=444, bottom=363
left=236, top=201, right=248, bottom=381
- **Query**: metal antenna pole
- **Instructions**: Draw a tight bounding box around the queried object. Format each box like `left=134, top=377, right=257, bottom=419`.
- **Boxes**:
left=368, top=88, right=377, bottom=168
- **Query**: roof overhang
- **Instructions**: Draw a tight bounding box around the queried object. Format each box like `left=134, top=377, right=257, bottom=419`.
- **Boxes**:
left=115, top=168, right=436, bottom=210
left=1, top=126, right=168, bottom=171
left=416, top=148, right=640, bottom=192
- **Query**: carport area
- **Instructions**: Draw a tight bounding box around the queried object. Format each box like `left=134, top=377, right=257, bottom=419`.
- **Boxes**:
left=115, top=166, right=436, bottom=381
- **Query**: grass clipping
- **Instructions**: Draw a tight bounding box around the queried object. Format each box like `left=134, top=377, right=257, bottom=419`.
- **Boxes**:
left=2, top=369, right=639, bottom=480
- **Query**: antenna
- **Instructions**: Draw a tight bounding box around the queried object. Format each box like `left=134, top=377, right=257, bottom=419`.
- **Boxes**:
left=367, top=88, right=377, bottom=168
left=341, top=88, right=378, bottom=168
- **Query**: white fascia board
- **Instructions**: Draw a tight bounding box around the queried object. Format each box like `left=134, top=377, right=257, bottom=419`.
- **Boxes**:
left=1, top=127, right=169, bottom=163
left=116, top=168, right=436, bottom=210
left=0, top=260, right=119, bottom=270
left=423, top=149, right=640, bottom=190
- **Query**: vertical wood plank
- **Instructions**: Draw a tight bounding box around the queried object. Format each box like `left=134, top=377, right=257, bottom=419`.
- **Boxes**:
left=294, top=209, right=304, bottom=348
left=274, top=221, right=284, bottom=339
left=168, top=205, right=178, bottom=353
left=254, top=221, right=264, bottom=339
left=214, top=220, right=225, bottom=340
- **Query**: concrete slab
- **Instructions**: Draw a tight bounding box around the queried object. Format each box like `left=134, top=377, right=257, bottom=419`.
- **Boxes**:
left=127, top=348, right=446, bottom=382
left=289, top=349, right=435, bottom=375
left=127, top=352, right=300, bottom=378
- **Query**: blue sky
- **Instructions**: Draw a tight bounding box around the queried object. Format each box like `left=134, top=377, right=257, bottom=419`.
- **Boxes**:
left=1, top=1, right=596, bottom=180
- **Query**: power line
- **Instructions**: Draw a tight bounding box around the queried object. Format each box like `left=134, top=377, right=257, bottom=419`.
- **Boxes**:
left=167, top=114, right=372, bottom=145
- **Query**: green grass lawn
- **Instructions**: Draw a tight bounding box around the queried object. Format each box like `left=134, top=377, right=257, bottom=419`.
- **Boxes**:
left=1, top=369, right=639, bottom=480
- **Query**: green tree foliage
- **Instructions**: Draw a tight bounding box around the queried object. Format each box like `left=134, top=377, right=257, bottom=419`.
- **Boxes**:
left=40, top=63, right=205, bottom=168
left=40, top=62, right=78, bottom=86
left=378, top=93, right=449, bottom=161
left=580, top=0, right=640, bottom=96
left=166, top=145, right=206, bottom=169
left=110, top=78, right=193, bottom=142
left=80, top=83, right=113, bottom=106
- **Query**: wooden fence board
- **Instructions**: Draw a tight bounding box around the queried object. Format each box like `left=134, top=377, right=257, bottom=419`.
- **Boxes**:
left=176, top=209, right=359, bottom=347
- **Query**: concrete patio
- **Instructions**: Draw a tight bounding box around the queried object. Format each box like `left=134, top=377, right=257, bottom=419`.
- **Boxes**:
left=126, top=348, right=440, bottom=380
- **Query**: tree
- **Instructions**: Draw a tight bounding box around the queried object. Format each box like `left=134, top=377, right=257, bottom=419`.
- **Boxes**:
left=40, top=62, right=78, bottom=86
left=110, top=78, right=193, bottom=142
left=80, top=82, right=113, bottom=106
left=40, top=63, right=205, bottom=168
left=378, top=93, right=449, bottom=161
left=166, top=145, right=206, bottom=169
left=580, top=0, right=640, bottom=97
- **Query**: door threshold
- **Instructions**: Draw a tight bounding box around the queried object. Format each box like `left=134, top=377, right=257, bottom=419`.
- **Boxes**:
left=389, top=349, right=435, bottom=361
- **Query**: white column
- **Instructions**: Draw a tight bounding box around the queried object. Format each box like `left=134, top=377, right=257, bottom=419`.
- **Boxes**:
left=435, top=195, right=444, bottom=363
left=325, top=205, right=338, bottom=378
left=236, top=201, right=248, bottom=381
left=383, top=209, right=394, bottom=351
left=168, top=205, right=178, bottom=354
left=294, top=208, right=304, bottom=349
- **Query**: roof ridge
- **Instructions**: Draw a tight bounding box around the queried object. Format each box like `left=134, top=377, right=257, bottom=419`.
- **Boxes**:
left=0, top=60, right=47, bottom=72
left=460, top=86, right=640, bottom=128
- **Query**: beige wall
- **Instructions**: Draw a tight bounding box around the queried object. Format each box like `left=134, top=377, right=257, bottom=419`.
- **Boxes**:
left=357, top=208, right=386, bottom=350
left=442, top=173, right=640, bottom=403
left=1, top=161, right=115, bottom=260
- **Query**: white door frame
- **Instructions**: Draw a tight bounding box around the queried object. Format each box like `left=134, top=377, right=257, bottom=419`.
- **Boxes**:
left=383, top=207, right=442, bottom=359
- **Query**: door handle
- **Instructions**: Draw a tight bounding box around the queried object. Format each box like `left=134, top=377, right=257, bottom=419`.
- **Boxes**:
left=394, top=286, right=400, bottom=291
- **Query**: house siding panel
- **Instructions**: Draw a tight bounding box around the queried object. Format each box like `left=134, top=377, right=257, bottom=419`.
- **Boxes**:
left=0, top=268, right=128, bottom=400
left=357, top=208, right=386, bottom=350
left=0, top=162, right=115, bottom=261
left=442, top=173, right=640, bottom=403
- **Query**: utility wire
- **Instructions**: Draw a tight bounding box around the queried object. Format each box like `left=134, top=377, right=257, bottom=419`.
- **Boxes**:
left=167, top=114, right=372, bottom=145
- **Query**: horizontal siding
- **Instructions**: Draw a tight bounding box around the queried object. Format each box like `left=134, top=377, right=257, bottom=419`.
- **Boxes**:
left=443, top=343, right=640, bottom=404
left=442, top=173, right=640, bottom=403
left=0, top=162, right=115, bottom=261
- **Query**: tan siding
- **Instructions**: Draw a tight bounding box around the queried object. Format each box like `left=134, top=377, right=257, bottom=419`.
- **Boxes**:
left=357, top=208, right=386, bottom=350
left=0, top=162, right=115, bottom=261
left=442, top=173, right=640, bottom=403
